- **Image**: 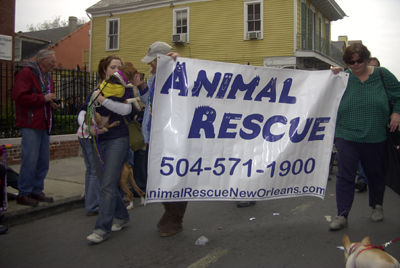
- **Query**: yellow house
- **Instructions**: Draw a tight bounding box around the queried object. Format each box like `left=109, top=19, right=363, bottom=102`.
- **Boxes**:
left=86, top=0, right=346, bottom=75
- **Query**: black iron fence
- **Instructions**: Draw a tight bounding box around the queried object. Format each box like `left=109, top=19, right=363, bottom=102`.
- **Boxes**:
left=0, top=62, right=99, bottom=138
left=298, top=33, right=344, bottom=64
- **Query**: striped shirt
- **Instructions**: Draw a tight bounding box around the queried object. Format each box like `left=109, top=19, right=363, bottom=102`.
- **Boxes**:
left=336, top=67, right=400, bottom=143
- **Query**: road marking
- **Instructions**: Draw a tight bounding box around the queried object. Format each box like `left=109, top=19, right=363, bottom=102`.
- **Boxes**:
left=187, top=248, right=228, bottom=268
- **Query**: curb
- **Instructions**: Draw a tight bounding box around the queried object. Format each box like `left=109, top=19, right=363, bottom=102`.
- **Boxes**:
left=1, top=196, right=85, bottom=227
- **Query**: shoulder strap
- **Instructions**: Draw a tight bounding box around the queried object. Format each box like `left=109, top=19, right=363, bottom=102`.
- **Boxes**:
left=379, top=67, right=394, bottom=114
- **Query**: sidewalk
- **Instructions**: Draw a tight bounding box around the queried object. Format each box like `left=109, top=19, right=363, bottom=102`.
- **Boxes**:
left=2, top=156, right=87, bottom=227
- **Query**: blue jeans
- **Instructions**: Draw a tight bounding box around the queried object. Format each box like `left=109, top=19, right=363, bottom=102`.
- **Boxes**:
left=18, top=128, right=50, bottom=196
left=91, top=137, right=130, bottom=237
left=356, top=161, right=368, bottom=184
left=128, top=149, right=134, bottom=167
left=79, top=137, right=100, bottom=214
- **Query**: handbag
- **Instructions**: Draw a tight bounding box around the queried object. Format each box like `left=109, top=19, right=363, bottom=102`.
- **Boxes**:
left=384, top=128, right=400, bottom=196
left=123, top=117, right=145, bottom=152
left=379, top=67, right=400, bottom=195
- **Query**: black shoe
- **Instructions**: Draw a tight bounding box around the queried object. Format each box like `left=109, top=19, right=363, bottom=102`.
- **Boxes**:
left=237, top=201, right=256, bottom=208
left=355, top=181, right=368, bottom=192
left=86, top=211, right=99, bottom=216
left=0, top=225, right=8, bottom=234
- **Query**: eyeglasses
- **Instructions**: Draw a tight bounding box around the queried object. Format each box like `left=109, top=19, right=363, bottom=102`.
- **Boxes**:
left=346, top=58, right=364, bottom=65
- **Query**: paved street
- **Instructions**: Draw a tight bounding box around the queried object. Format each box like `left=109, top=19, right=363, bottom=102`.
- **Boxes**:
left=1, top=169, right=399, bottom=268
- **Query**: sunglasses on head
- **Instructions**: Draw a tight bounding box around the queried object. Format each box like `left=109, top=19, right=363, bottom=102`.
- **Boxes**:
left=346, top=58, right=364, bottom=65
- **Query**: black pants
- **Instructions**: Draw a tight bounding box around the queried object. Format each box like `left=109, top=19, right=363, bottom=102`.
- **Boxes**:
left=0, top=164, right=6, bottom=209
left=335, top=138, right=386, bottom=217
left=133, top=147, right=148, bottom=192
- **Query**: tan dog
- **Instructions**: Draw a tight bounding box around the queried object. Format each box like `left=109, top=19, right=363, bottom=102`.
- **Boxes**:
left=86, top=61, right=143, bottom=132
left=342, top=235, right=399, bottom=268
left=119, top=163, right=146, bottom=209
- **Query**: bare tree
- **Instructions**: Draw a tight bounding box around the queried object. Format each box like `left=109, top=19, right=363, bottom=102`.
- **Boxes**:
left=27, top=16, right=89, bottom=32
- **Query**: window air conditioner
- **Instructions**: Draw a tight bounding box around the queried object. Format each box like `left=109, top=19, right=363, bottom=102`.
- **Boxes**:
left=248, top=32, right=260, bottom=39
left=172, top=33, right=187, bottom=43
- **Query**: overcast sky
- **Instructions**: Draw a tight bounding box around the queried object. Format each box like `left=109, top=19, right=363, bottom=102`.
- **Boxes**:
left=15, top=0, right=99, bottom=32
left=331, top=0, right=400, bottom=78
left=14, top=0, right=400, bottom=79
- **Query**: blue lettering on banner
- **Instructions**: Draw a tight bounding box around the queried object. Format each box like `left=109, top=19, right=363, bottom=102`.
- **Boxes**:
left=147, top=186, right=325, bottom=200
left=188, top=109, right=330, bottom=142
left=162, top=62, right=296, bottom=103
left=160, top=62, right=189, bottom=96
left=160, top=62, right=330, bottom=142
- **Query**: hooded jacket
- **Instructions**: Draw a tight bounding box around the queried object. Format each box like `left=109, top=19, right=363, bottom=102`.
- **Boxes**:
left=12, top=61, right=55, bottom=130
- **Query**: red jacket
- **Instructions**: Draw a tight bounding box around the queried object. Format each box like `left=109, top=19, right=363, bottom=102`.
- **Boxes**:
left=12, top=61, right=55, bottom=130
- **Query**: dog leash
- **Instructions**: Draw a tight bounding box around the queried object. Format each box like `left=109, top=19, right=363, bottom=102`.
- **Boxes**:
left=383, top=237, right=400, bottom=248
left=88, top=92, right=105, bottom=171
left=338, top=237, right=400, bottom=252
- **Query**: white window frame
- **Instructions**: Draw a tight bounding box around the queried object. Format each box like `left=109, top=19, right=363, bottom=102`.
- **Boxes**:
left=14, top=37, right=21, bottom=61
left=106, top=17, right=120, bottom=51
left=244, top=0, right=263, bottom=40
left=173, top=7, right=190, bottom=43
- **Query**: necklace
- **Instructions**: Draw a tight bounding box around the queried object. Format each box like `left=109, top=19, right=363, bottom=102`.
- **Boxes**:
left=37, top=63, right=50, bottom=93
left=36, top=63, right=53, bottom=134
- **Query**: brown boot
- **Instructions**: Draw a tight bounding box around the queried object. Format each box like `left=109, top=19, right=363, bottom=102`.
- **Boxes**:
left=159, top=201, right=188, bottom=237
left=157, top=202, right=173, bottom=229
left=17, top=195, right=39, bottom=207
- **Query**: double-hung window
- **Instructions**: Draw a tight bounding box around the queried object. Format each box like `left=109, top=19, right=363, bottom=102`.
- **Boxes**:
left=106, top=18, right=120, bottom=51
left=173, top=7, right=189, bottom=43
left=244, top=0, right=263, bottom=40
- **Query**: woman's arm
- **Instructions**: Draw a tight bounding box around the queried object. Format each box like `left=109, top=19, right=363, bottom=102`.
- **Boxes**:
left=93, top=89, right=133, bottom=115
left=77, top=110, right=86, bottom=127
left=101, top=99, right=132, bottom=115
left=382, top=67, right=400, bottom=131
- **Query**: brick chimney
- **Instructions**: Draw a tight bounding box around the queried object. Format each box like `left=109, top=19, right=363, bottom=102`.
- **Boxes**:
left=68, top=16, right=78, bottom=33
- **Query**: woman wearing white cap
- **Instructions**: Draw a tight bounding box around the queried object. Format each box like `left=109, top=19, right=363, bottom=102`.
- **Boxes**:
left=138, top=41, right=186, bottom=237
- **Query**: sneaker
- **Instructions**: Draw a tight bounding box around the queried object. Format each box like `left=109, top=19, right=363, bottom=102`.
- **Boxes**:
left=329, top=216, right=348, bottom=230
left=355, top=182, right=368, bottom=192
left=87, top=233, right=109, bottom=243
left=371, top=205, right=383, bottom=222
left=111, top=224, right=122, bottom=232
left=0, top=225, right=8, bottom=235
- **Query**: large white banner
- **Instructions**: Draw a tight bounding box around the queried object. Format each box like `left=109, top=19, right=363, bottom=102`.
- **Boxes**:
left=146, top=56, right=348, bottom=203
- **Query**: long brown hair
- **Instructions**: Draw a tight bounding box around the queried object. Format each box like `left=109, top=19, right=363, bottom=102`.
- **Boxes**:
left=97, top=55, right=123, bottom=82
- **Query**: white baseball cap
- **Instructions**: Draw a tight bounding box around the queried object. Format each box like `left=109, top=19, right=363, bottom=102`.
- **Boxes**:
left=141, top=41, right=173, bottom=63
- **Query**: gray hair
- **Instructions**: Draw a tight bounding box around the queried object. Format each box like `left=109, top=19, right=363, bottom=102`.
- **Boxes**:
left=36, top=50, right=55, bottom=62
